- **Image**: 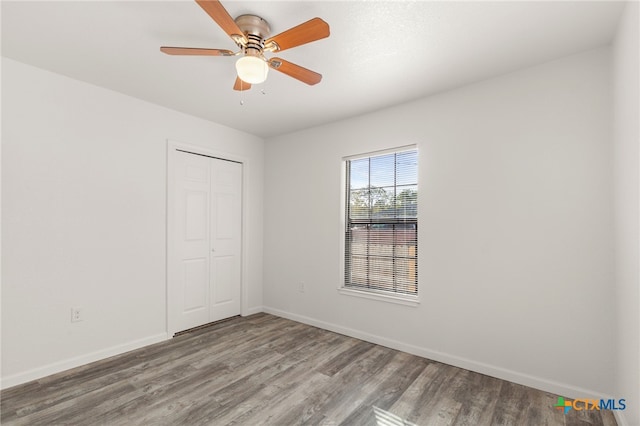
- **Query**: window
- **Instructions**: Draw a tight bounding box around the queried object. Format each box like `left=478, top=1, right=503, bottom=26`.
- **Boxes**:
left=344, top=148, right=418, bottom=297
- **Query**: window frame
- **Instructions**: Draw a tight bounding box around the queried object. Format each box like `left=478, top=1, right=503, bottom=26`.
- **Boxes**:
left=339, top=145, right=419, bottom=306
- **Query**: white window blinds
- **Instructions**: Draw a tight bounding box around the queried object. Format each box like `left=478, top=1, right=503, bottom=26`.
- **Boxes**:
left=345, top=149, right=418, bottom=295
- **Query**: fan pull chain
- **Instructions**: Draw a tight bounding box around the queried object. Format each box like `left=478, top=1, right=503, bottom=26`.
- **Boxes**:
left=237, top=81, right=266, bottom=105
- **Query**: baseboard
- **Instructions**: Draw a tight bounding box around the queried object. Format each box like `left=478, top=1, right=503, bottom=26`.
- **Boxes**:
left=614, top=410, right=632, bottom=426
left=263, top=306, right=613, bottom=403
left=0, top=333, right=169, bottom=390
left=243, top=305, right=264, bottom=316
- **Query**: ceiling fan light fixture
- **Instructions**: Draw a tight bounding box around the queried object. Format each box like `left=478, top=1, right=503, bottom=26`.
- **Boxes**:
left=235, top=56, right=269, bottom=85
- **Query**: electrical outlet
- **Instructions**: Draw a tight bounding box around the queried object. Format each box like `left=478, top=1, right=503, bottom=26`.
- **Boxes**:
left=71, top=307, right=83, bottom=322
left=298, top=282, right=305, bottom=293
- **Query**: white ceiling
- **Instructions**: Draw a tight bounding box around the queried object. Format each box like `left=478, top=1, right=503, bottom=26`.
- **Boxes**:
left=1, top=1, right=625, bottom=138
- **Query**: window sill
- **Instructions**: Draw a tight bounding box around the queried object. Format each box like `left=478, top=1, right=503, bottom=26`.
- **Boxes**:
left=337, top=287, right=420, bottom=307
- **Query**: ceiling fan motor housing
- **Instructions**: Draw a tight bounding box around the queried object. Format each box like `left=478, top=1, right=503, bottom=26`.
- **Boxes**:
left=234, top=14, right=270, bottom=57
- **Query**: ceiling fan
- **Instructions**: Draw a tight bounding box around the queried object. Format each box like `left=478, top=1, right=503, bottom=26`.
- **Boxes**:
left=161, top=0, right=330, bottom=91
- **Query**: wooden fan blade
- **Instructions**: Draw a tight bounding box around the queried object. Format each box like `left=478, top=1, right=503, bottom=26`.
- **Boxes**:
left=233, top=76, right=252, bottom=91
left=268, top=58, right=322, bottom=85
left=265, top=18, right=329, bottom=52
left=195, top=0, right=246, bottom=42
left=160, top=47, right=234, bottom=56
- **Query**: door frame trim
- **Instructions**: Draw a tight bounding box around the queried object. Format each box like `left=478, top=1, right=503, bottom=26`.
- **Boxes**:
left=166, top=139, right=250, bottom=336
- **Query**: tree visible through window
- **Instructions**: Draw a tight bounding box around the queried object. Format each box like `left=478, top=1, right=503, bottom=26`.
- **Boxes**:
left=345, top=149, right=418, bottom=295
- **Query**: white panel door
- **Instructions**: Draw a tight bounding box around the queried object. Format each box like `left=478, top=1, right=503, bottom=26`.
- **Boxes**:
left=174, top=151, right=211, bottom=332
left=172, top=150, right=242, bottom=333
left=209, top=160, right=242, bottom=322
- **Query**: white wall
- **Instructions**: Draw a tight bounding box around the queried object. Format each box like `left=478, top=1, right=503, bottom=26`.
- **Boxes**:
left=1, top=58, right=264, bottom=387
left=264, top=47, right=615, bottom=399
left=613, top=2, right=639, bottom=426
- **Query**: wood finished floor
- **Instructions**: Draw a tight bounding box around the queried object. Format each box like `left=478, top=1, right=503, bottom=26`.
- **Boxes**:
left=1, top=313, right=617, bottom=426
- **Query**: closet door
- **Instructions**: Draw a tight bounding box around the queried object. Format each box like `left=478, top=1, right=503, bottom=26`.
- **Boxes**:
left=172, top=150, right=241, bottom=333
left=209, top=159, right=242, bottom=322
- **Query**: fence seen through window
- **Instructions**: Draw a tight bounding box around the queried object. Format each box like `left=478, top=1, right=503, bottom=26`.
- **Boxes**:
left=345, top=149, right=418, bottom=295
